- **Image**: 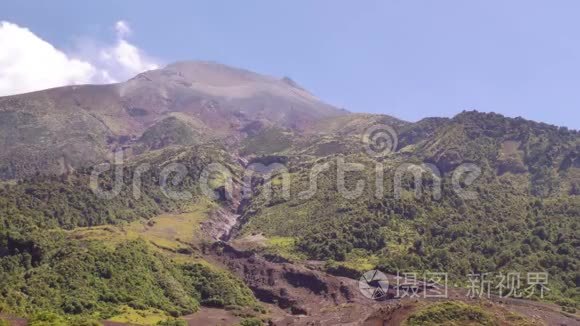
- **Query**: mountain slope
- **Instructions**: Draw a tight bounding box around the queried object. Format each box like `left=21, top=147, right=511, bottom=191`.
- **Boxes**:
left=0, top=61, right=345, bottom=179
left=234, top=111, right=580, bottom=304
left=0, top=62, right=578, bottom=323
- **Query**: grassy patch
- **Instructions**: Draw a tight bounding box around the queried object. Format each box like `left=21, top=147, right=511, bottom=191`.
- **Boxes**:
left=264, top=236, right=307, bottom=261
left=405, top=301, right=496, bottom=326
left=266, top=236, right=296, bottom=248
left=241, top=127, right=293, bottom=155
left=70, top=200, right=214, bottom=254
left=108, top=306, right=170, bottom=325
left=341, top=249, right=380, bottom=271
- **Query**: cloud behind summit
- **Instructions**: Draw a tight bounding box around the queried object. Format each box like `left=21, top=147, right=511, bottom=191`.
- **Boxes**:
left=0, top=20, right=158, bottom=96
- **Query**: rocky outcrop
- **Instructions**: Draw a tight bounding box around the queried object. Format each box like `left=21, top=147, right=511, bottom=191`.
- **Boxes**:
left=206, top=242, right=371, bottom=320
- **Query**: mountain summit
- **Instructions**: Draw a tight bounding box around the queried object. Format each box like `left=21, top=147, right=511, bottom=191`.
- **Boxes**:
left=0, top=61, right=345, bottom=179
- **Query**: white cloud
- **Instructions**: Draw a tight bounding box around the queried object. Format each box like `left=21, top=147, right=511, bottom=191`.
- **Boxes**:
left=115, top=20, right=132, bottom=38
left=0, top=22, right=96, bottom=96
left=98, top=20, right=159, bottom=80
left=0, top=20, right=159, bottom=96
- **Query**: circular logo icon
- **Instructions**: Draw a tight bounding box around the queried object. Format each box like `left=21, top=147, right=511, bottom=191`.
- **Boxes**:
left=359, top=270, right=390, bottom=300
left=362, top=125, right=398, bottom=158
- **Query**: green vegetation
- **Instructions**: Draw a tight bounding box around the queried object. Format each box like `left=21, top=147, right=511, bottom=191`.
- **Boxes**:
left=241, top=155, right=579, bottom=303
left=239, top=112, right=580, bottom=304
left=239, top=317, right=264, bottom=326
left=0, top=145, right=236, bottom=229
left=70, top=202, right=213, bottom=255
left=263, top=236, right=307, bottom=261
left=241, top=127, right=293, bottom=155
left=156, top=319, right=187, bottom=326
left=405, top=301, right=495, bottom=326
left=0, top=145, right=256, bottom=322
left=0, top=232, right=257, bottom=322
left=107, top=306, right=171, bottom=325
left=135, top=117, right=200, bottom=153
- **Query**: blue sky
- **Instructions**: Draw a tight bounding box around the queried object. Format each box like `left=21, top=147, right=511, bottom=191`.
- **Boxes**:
left=1, top=1, right=579, bottom=128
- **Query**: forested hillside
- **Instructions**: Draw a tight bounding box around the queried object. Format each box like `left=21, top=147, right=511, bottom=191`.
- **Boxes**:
left=238, top=111, right=579, bottom=305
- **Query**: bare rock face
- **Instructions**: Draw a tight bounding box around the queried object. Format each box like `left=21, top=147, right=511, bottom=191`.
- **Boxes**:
left=201, top=208, right=240, bottom=241
left=209, top=242, right=359, bottom=304
left=206, top=242, right=399, bottom=325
